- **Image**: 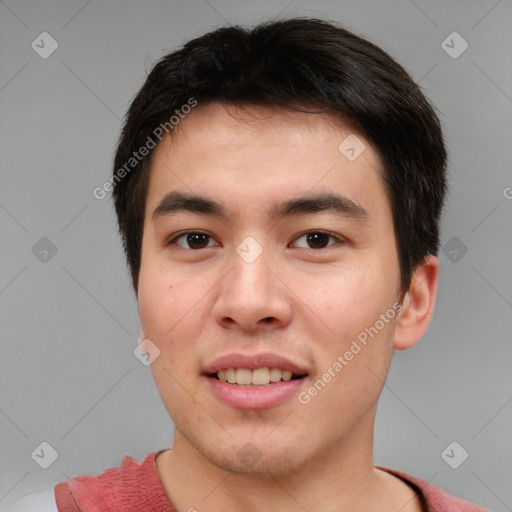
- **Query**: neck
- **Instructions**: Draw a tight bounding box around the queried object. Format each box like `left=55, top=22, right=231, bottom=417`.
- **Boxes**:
left=155, top=411, right=419, bottom=512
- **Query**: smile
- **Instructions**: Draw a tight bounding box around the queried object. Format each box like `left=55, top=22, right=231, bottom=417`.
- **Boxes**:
left=202, top=352, right=310, bottom=409
left=214, top=367, right=304, bottom=387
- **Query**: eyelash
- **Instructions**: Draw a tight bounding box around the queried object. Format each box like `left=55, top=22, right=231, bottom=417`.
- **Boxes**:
left=166, top=231, right=345, bottom=250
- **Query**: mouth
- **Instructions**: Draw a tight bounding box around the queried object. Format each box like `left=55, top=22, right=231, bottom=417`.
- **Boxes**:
left=202, top=352, right=310, bottom=409
left=209, top=367, right=307, bottom=387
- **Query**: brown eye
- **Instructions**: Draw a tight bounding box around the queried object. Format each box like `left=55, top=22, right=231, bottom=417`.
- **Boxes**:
left=169, top=232, right=216, bottom=249
left=185, top=233, right=209, bottom=249
left=291, top=231, right=341, bottom=249
left=306, top=232, right=330, bottom=248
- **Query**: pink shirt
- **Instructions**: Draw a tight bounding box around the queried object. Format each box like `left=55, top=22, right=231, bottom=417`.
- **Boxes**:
left=52, top=451, right=488, bottom=512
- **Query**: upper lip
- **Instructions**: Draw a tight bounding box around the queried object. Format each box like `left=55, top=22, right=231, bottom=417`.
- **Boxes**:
left=203, top=352, right=309, bottom=376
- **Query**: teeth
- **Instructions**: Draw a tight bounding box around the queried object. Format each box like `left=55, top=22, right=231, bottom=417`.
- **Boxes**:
left=281, top=370, right=292, bottom=381
left=269, top=368, right=282, bottom=382
left=216, top=367, right=296, bottom=385
left=252, top=367, right=270, bottom=385
left=226, top=368, right=237, bottom=384
left=236, top=368, right=252, bottom=385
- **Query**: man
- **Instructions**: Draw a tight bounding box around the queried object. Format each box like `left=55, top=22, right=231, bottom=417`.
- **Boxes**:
left=7, top=17, right=488, bottom=512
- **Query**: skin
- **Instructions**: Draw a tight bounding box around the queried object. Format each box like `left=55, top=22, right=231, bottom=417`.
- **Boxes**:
left=137, top=102, right=439, bottom=511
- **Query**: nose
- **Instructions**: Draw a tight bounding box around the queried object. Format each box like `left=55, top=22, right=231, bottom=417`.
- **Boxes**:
left=213, top=246, right=293, bottom=332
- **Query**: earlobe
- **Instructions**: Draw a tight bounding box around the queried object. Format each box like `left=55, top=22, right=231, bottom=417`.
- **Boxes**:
left=393, top=255, right=439, bottom=350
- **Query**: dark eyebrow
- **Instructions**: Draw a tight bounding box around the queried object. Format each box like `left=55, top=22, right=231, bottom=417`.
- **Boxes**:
left=152, top=191, right=225, bottom=221
left=271, top=192, right=368, bottom=221
left=152, top=191, right=368, bottom=222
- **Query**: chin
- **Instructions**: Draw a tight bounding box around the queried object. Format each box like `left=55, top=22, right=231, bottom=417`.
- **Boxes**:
left=183, top=427, right=311, bottom=477
left=210, top=446, right=307, bottom=478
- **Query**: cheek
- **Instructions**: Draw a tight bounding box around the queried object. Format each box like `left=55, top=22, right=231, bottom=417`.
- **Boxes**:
left=137, top=267, right=171, bottom=337
left=304, top=281, right=398, bottom=419
left=298, top=265, right=384, bottom=330
left=137, top=262, right=209, bottom=370
left=300, top=260, right=398, bottom=369
left=137, top=255, right=190, bottom=335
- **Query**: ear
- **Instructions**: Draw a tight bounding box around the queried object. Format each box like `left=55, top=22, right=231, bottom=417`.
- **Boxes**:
left=394, top=254, right=439, bottom=350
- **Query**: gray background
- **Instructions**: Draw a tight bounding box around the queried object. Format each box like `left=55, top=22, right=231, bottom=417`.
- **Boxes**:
left=1, top=0, right=511, bottom=510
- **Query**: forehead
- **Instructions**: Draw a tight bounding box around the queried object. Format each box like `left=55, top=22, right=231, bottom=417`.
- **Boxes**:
left=145, top=102, right=388, bottom=220
left=165, top=102, right=372, bottom=158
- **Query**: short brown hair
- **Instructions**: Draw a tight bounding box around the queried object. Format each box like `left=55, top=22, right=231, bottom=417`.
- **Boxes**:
left=112, top=17, right=447, bottom=293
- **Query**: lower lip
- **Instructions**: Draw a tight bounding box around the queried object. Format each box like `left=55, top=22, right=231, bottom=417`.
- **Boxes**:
left=204, top=376, right=307, bottom=410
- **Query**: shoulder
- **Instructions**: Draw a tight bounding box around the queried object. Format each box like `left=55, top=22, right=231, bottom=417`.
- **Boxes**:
left=378, top=466, right=491, bottom=512
left=53, top=451, right=174, bottom=512
left=1, top=488, right=58, bottom=512
left=2, top=451, right=170, bottom=512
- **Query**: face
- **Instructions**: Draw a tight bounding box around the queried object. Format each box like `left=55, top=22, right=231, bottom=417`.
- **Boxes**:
left=138, top=102, right=402, bottom=476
